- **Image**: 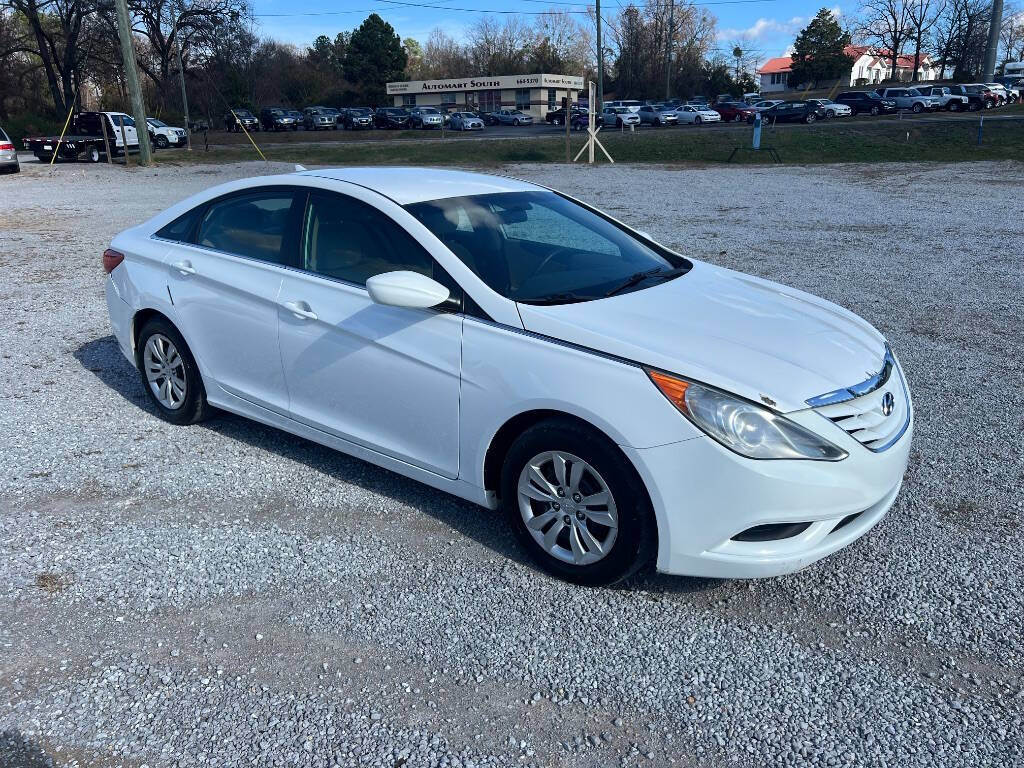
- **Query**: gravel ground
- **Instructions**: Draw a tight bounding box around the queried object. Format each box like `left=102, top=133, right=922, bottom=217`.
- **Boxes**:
left=1, top=158, right=1022, bottom=768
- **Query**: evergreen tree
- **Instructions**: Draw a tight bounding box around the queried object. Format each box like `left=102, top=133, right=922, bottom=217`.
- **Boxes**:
left=343, top=14, right=407, bottom=105
left=789, top=9, right=854, bottom=88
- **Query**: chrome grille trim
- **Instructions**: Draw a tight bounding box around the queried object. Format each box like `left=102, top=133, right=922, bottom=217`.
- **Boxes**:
left=807, top=346, right=911, bottom=453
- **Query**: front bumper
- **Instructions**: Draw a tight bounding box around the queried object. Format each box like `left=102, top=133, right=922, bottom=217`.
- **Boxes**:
left=624, top=400, right=913, bottom=579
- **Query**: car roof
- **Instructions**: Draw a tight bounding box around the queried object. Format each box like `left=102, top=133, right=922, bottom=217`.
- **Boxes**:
left=298, top=167, right=543, bottom=205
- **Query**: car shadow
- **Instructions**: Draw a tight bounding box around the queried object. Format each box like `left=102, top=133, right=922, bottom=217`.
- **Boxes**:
left=0, top=729, right=57, bottom=768
left=75, top=335, right=721, bottom=595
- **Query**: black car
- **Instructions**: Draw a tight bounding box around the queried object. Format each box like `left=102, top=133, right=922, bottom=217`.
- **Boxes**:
left=544, top=106, right=587, bottom=125
left=259, top=107, right=298, bottom=131
left=342, top=107, right=375, bottom=130
left=224, top=108, right=258, bottom=132
left=834, top=91, right=898, bottom=116
left=759, top=101, right=825, bottom=124
left=474, top=110, right=501, bottom=126
left=374, top=107, right=411, bottom=129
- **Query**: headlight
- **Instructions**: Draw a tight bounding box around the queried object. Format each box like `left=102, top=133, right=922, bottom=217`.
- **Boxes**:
left=647, top=371, right=847, bottom=461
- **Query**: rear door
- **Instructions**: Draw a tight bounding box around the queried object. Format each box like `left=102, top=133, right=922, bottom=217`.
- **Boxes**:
left=276, top=188, right=463, bottom=478
left=162, top=186, right=303, bottom=412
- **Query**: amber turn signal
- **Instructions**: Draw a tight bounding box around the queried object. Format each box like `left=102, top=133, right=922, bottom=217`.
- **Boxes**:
left=648, top=370, right=690, bottom=413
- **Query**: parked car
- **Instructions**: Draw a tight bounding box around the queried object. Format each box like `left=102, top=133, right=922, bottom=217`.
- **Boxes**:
left=833, top=91, right=897, bottom=116
left=0, top=125, right=20, bottom=173
left=601, top=106, right=641, bottom=127
left=948, top=84, right=997, bottom=110
left=24, top=111, right=136, bottom=162
left=983, top=83, right=1009, bottom=105
left=303, top=107, right=336, bottom=131
left=673, top=104, right=721, bottom=125
left=342, top=107, right=375, bottom=130
left=759, top=101, right=825, bottom=124
left=742, top=92, right=762, bottom=104
left=449, top=111, right=484, bottom=131
left=374, top=107, right=411, bottom=129
left=103, top=166, right=912, bottom=585
left=805, top=99, right=852, bottom=118
left=749, top=99, right=784, bottom=113
left=146, top=118, right=187, bottom=148
left=544, top=106, right=586, bottom=125
left=603, top=99, right=644, bottom=113
left=637, top=104, right=678, bottom=126
left=224, top=109, right=258, bottom=132
left=873, top=87, right=939, bottom=113
left=907, top=86, right=967, bottom=111
left=494, top=109, right=534, bottom=126
left=409, top=107, right=445, bottom=129
left=260, top=107, right=297, bottom=131
left=713, top=101, right=755, bottom=123
left=286, top=110, right=304, bottom=126
left=474, top=110, right=501, bottom=126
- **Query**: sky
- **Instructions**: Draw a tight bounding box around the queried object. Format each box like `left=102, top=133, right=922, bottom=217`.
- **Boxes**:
left=251, top=0, right=850, bottom=66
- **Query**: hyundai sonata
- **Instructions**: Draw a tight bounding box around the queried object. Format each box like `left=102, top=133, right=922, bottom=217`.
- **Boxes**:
left=103, top=168, right=912, bottom=585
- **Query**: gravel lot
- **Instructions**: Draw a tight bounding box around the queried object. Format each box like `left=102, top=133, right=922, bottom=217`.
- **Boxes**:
left=1, top=158, right=1022, bottom=768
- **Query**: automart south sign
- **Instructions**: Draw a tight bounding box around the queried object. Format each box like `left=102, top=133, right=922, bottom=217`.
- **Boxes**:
left=386, top=73, right=585, bottom=95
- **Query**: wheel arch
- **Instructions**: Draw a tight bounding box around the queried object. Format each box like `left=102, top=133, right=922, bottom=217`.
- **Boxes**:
left=482, top=408, right=647, bottom=503
left=131, top=308, right=179, bottom=362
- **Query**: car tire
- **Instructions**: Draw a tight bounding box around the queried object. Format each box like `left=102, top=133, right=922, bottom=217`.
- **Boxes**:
left=135, top=318, right=210, bottom=426
left=500, top=418, right=655, bottom=586
left=948, top=102, right=959, bottom=112
left=870, top=106, right=880, bottom=116
left=734, top=114, right=743, bottom=122
left=513, top=118, right=520, bottom=126
left=155, top=135, right=169, bottom=149
left=87, top=145, right=101, bottom=163
left=912, top=103, right=923, bottom=113
left=553, top=118, right=561, bottom=125
left=694, top=116, right=702, bottom=125
left=826, top=110, right=835, bottom=119
left=805, top=112, right=816, bottom=123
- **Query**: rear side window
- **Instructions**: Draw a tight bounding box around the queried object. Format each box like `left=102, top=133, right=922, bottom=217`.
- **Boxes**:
left=301, top=192, right=434, bottom=285
left=197, top=190, right=298, bottom=264
left=155, top=208, right=202, bottom=242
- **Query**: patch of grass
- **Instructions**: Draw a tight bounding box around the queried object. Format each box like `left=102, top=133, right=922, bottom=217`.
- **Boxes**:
left=34, top=571, right=72, bottom=595
left=163, top=117, right=1024, bottom=168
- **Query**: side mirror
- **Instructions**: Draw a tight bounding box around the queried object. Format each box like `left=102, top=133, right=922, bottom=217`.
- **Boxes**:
left=366, top=271, right=450, bottom=309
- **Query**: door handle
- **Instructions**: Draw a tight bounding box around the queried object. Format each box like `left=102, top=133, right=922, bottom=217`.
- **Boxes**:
left=171, top=260, right=196, bottom=275
left=281, top=300, right=318, bottom=321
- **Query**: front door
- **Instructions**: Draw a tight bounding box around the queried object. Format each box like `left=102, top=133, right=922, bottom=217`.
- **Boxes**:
left=164, top=187, right=303, bottom=413
left=277, top=190, right=462, bottom=479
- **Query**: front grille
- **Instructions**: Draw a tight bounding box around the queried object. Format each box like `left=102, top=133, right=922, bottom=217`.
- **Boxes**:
left=807, top=347, right=910, bottom=452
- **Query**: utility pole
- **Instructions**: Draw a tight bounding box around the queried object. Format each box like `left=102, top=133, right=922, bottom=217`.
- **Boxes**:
left=665, top=0, right=675, bottom=101
left=174, top=23, right=193, bottom=151
left=595, top=0, right=604, bottom=112
left=982, top=0, right=1004, bottom=81
left=113, top=0, right=153, bottom=165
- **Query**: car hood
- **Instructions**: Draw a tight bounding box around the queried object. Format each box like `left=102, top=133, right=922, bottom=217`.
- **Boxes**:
left=516, top=261, right=887, bottom=413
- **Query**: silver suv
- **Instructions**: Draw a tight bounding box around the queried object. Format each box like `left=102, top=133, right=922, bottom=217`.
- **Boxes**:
left=874, top=87, right=940, bottom=113
left=913, top=86, right=969, bottom=111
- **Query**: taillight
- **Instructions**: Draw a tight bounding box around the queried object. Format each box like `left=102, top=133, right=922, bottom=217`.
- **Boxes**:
left=0, top=142, right=13, bottom=151
left=103, top=248, right=125, bottom=273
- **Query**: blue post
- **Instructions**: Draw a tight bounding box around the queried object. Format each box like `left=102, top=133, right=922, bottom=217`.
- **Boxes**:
left=753, top=112, right=762, bottom=150
left=977, top=114, right=983, bottom=146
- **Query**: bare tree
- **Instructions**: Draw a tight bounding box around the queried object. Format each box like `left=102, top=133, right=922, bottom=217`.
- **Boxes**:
left=907, top=0, right=945, bottom=79
left=859, top=0, right=913, bottom=81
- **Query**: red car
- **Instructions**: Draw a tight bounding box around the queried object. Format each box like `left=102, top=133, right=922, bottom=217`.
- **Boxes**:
left=713, top=101, right=755, bottom=123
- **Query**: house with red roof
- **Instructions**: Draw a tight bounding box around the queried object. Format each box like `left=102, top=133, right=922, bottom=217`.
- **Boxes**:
left=757, top=46, right=935, bottom=93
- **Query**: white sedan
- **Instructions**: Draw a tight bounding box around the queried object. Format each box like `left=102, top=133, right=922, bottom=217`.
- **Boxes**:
left=674, top=104, right=722, bottom=124
left=103, top=168, right=912, bottom=585
left=807, top=99, right=853, bottom=118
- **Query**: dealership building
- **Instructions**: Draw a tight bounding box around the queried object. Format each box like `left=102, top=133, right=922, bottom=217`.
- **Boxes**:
left=386, top=73, right=585, bottom=118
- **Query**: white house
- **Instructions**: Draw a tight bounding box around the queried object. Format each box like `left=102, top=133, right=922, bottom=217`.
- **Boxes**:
left=757, top=46, right=935, bottom=92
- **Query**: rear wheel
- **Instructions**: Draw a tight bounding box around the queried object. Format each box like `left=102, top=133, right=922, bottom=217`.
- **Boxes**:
left=501, top=419, right=655, bottom=585
left=87, top=145, right=101, bottom=163
left=135, top=317, right=209, bottom=426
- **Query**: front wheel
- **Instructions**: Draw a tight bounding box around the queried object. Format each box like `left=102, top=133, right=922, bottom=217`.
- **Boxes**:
left=135, top=318, right=210, bottom=426
left=513, top=118, right=520, bottom=126
left=501, top=419, right=655, bottom=585
left=155, top=135, right=169, bottom=148
left=826, top=110, right=835, bottom=119
left=870, top=106, right=880, bottom=116
left=694, top=116, right=702, bottom=125
left=948, top=102, right=959, bottom=112
left=912, top=103, right=923, bottom=114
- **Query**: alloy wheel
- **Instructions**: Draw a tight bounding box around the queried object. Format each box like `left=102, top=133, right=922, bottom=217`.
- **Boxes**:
left=143, top=333, right=187, bottom=410
left=517, top=451, right=619, bottom=566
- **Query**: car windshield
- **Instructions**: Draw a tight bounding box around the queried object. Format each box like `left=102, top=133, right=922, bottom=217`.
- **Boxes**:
left=351, top=108, right=371, bottom=115
left=235, top=110, right=253, bottom=117
left=384, top=108, right=407, bottom=115
left=421, top=108, right=440, bottom=114
left=148, top=119, right=167, bottom=127
left=405, top=191, right=690, bottom=304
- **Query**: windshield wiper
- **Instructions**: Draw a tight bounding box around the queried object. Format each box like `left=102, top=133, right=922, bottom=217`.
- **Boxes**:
left=604, top=266, right=685, bottom=298
left=521, top=292, right=591, bottom=305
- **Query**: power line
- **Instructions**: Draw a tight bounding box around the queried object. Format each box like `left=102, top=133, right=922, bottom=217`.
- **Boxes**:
left=252, top=0, right=781, bottom=17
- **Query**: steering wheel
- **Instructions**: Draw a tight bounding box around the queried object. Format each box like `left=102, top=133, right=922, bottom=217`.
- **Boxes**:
left=524, top=246, right=574, bottom=284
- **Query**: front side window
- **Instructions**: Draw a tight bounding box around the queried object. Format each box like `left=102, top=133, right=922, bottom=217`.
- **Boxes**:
left=197, top=191, right=297, bottom=264
left=302, top=192, right=434, bottom=286
left=406, top=191, right=690, bottom=304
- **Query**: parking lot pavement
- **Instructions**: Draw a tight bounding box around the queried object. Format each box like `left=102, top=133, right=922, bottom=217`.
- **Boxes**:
left=1, top=160, right=1022, bottom=767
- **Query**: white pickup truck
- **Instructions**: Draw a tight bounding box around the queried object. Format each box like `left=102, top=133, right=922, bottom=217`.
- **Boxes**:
left=914, top=85, right=969, bottom=111
left=145, top=118, right=187, bottom=148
